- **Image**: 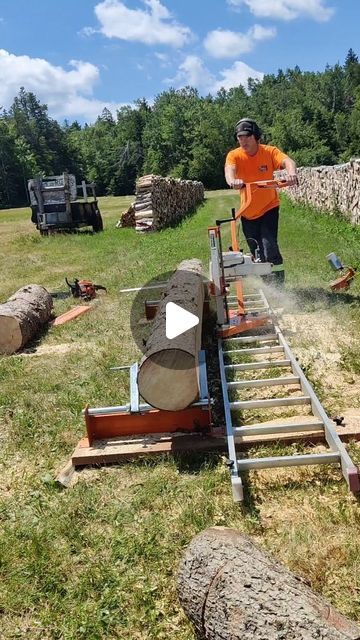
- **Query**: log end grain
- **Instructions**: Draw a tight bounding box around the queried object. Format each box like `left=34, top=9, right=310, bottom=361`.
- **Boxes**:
left=0, top=284, right=53, bottom=355
left=137, top=259, right=204, bottom=411
left=0, top=315, right=23, bottom=354
left=138, top=349, right=199, bottom=411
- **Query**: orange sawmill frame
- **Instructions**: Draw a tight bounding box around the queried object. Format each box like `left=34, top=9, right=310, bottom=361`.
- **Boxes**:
left=84, top=404, right=212, bottom=446
left=215, top=178, right=289, bottom=338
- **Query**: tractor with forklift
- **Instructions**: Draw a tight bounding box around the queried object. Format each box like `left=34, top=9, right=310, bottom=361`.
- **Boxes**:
left=28, top=172, right=103, bottom=235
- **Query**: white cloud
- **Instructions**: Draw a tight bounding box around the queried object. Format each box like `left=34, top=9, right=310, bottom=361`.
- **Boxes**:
left=166, top=55, right=214, bottom=91
left=212, top=60, right=264, bottom=92
left=227, top=0, right=334, bottom=22
left=94, top=0, right=192, bottom=47
left=167, top=55, right=263, bottom=94
left=155, top=52, right=168, bottom=62
left=59, top=95, right=124, bottom=121
left=204, top=24, right=276, bottom=58
left=154, top=52, right=171, bottom=67
left=0, top=49, right=125, bottom=121
left=79, top=26, right=98, bottom=37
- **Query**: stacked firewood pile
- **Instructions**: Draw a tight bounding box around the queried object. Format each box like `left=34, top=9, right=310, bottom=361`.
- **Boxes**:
left=287, top=158, right=360, bottom=225
left=120, top=174, right=204, bottom=231
left=117, top=203, right=135, bottom=228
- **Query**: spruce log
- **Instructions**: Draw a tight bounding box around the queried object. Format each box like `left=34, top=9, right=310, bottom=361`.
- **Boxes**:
left=177, top=527, right=360, bottom=640
left=137, top=259, right=204, bottom=411
left=0, top=284, right=53, bottom=354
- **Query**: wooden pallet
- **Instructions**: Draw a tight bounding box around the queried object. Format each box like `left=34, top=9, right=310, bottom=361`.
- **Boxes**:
left=56, top=420, right=360, bottom=487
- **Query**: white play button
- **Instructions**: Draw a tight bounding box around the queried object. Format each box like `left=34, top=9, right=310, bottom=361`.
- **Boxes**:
left=166, top=302, right=199, bottom=340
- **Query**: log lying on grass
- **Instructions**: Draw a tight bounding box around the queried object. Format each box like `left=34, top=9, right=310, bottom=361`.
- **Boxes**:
left=137, top=259, right=204, bottom=411
left=177, top=527, right=360, bottom=640
left=0, top=284, right=53, bottom=354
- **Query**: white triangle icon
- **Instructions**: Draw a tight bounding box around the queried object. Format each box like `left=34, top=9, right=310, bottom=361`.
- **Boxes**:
left=166, top=302, right=199, bottom=340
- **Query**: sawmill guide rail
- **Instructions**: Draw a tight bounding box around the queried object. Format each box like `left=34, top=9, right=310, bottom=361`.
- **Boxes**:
left=217, top=288, right=360, bottom=502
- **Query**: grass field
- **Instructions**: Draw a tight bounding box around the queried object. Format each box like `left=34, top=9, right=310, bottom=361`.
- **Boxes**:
left=1, top=191, right=360, bottom=639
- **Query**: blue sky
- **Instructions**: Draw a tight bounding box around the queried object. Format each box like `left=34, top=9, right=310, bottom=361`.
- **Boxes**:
left=0, top=0, right=358, bottom=123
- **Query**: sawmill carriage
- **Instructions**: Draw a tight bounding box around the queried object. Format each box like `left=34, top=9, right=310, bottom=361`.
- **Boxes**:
left=28, top=172, right=103, bottom=235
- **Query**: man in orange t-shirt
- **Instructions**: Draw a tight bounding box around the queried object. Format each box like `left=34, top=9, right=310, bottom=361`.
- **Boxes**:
left=225, top=118, right=298, bottom=284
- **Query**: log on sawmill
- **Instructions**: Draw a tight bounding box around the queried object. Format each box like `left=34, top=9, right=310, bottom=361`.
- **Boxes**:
left=0, top=284, right=53, bottom=354
left=137, top=258, right=204, bottom=411
left=177, top=527, right=360, bottom=640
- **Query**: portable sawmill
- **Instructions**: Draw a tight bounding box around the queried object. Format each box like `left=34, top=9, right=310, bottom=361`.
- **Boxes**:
left=59, top=177, right=360, bottom=500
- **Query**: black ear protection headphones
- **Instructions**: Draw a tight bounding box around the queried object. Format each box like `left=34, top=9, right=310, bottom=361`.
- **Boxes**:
left=234, top=118, right=262, bottom=142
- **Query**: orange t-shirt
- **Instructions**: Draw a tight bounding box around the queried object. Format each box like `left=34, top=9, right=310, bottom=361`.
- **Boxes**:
left=225, top=144, right=288, bottom=219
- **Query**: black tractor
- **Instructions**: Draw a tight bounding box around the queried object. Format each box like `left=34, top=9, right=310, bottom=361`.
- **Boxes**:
left=28, top=172, right=103, bottom=235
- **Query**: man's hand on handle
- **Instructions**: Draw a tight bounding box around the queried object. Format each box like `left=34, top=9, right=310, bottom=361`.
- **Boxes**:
left=286, top=174, right=299, bottom=187
left=230, top=179, right=245, bottom=189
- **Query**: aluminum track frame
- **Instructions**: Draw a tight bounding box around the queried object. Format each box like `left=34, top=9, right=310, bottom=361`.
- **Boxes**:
left=218, top=288, right=360, bottom=502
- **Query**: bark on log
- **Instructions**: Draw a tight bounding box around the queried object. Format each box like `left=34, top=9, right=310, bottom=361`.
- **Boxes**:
left=177, top=527, right=360, bottom=640
left=137, top=259, right=204, bottom=411
left=0, top=284, right=53, bottom=354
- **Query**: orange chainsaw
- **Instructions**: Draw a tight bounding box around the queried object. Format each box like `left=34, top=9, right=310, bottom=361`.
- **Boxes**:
left=65, top=278, right=107, bottom=301
left=327, top=253, right=358, bottom=291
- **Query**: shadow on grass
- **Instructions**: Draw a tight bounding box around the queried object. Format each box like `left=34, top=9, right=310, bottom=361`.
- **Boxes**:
left=18, top=321, right=51, bottom=354
left=240, top=471, right=264, bottom=528
left=116, top=450, right=223, bottom=475
left=173, top=451, right=222, bottom=474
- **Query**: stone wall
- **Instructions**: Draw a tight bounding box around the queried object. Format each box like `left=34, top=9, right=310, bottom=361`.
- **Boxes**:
left=120, top=174, right=204, bottom=232
left=285, top=158, right=360, bottom=225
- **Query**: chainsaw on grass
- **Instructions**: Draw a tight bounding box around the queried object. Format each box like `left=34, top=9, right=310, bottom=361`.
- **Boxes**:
left=65, top=278, right=107, bottom=301
left=327, top=253, right=358, bottom=291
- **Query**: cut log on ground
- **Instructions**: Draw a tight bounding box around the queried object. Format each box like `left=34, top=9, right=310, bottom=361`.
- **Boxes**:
left=137, top=259, right=204, bottom=411
left=177, top=527, right=360, bottom=640
left=0, top=284, right=53, bottom=354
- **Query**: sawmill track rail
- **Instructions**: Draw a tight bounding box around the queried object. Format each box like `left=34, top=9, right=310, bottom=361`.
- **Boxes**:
left=218, top=289, right=360, bottom=502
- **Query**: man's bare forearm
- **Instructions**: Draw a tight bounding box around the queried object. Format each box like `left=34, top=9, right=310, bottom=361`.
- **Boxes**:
left=225, top=164, right=236, bottom=187
left=281, top=156, right=298, bottom=185
left=281, top=157, right=297, bottom=175
left=225, top=165, right=244, bottom=189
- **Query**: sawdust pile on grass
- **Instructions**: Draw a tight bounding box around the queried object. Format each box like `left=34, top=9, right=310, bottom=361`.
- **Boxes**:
left=261, top=281, right=360, bottom=415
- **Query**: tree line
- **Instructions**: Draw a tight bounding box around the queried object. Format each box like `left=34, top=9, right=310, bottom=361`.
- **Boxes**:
left=1, top=49, right=360, bottom=208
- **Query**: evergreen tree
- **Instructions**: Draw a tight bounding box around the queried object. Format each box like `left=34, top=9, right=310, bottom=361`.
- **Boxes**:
left=2, top=52, right=360, bottom=207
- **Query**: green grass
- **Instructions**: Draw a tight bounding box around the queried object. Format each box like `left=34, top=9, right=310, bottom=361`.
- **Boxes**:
left=1, top=191, right=360, bottom=638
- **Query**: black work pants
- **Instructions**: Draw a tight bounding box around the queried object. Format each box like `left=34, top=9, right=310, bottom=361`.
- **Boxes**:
left=241, top=206, right=282, bottom=265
